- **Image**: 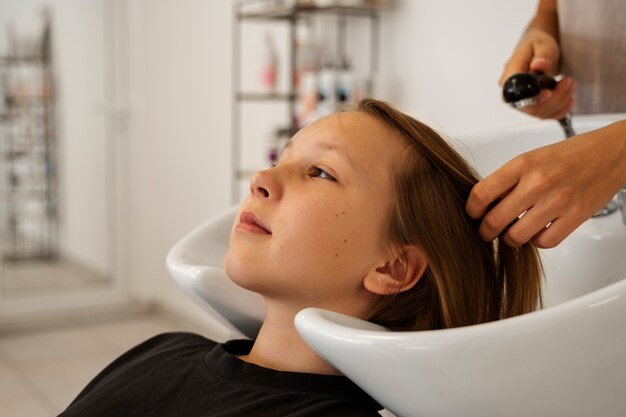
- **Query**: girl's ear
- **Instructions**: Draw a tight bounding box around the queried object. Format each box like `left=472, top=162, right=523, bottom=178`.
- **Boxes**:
left=363, top=246, right=428, bottom=296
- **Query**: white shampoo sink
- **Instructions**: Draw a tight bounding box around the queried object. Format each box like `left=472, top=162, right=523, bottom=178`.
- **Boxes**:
left=166, top=114, right=626, bottom=417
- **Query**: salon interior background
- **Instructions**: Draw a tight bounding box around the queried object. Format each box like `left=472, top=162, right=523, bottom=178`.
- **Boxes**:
left=0, top=0, right=537, bottom=330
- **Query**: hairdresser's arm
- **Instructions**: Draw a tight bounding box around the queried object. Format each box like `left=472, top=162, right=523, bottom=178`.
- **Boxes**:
left=466, top=120, right=626, bottom=248
left=500, top=0, right=574, bottom=120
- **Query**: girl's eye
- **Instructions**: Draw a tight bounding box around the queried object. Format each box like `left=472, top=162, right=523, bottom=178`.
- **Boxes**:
left=311, top=166, right=336, bottom=182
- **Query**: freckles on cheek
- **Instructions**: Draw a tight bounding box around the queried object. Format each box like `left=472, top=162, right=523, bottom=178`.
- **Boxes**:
left=333, top=238, right=349, bottom=258
left=286, top=196, right=358, bottom=261
left=323, top=209, right=360, bottom=260
left=329, top=207, right=348, bottom=218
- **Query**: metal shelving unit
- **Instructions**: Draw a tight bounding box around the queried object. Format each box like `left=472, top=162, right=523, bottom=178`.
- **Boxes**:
left=231, top=0, right=384, bottom=203
left=0, top=21, right=58, bottom=262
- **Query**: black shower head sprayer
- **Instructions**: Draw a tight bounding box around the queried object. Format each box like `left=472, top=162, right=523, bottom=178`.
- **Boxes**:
left=502, top=72, right=557, bottom=109
left=502, top=72, right=576, bottom=139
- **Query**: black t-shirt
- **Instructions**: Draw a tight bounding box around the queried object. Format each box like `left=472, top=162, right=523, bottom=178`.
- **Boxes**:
left=58, top=332, right=382, bottom=417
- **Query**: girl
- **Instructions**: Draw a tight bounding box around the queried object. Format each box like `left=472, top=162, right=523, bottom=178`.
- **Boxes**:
left=60, top=99, right=542, bottom=417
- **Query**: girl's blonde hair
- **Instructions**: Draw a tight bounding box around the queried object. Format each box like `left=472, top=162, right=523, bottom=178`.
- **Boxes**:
left=357, top=98, right=543, bottom=331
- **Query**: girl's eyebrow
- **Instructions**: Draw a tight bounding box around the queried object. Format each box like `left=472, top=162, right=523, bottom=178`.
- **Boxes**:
left=284, top=139, right=355, bottom=170
left=318, top=141, right=355, bottom=170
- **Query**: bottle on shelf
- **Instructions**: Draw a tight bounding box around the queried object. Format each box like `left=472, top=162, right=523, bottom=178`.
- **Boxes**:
left=294, top=23, right=317, bottom=88
left=297, top=70, right=318, bottom=128
left=316, top=59, right=337, bottom=115
left=336, top=56, right=355, bottom=103
left=295, top=24, right=318, bottom=128
left=315, top=53, right=356, bottom=116
left=261, top=31, right=279, bottom=93
left=267, top=127, right=292, bottom=165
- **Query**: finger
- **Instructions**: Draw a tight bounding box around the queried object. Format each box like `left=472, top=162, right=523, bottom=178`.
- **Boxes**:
left=520, top=89, right=553, bottom=119
left=529, top=57, right=554, bottom=75
left=478, top=189, right=535, bottom=242
left=535, top=78, right=575, bottom=119
left=521, top=78, right=575, bottom=120
left=548, top=80, right=577, bottom=119
left=467, top=165, right=523, bottom=219
left=538, top=96, right=576, bottom=120
left=533, top=95, right=570, bottom=120
left=549, top=98, right=575, bottom=121
left=530, top=215, right=584, bottom=249
left=499, top=43, right=533, bottom=86
left=529, top=37, right=559, bottom=75
left=501, top=202, right=558, bottom=247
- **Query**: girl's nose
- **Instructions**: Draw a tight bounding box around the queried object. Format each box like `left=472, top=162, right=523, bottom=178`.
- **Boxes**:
left=249, top=168, right=281, bottom=200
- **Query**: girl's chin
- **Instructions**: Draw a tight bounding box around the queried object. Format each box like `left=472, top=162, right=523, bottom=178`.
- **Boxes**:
left=224, top=259, right=264, bottom=292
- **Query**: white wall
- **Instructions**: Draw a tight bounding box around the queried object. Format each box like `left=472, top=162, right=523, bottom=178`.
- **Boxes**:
left=127, top=0, right=234, bottom=332
left=376, top=0, right=537, bottom=139
left=53, top=0, right=110, bottom=274
left=125, top=0, right=540, bottom=329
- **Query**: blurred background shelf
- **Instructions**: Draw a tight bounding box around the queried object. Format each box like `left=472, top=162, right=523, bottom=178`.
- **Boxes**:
left=236, top=92, right=296, bottom=101
left=0, top=12, right=58, bottom=262
left=238, top=3, right=388, bottom=21
left=231, top=0, right=385, bottom=202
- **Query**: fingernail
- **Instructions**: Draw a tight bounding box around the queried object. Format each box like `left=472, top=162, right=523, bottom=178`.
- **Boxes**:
left=565, top=78, right=573, bottom=91
left=538, top=89, right=552, bottom=104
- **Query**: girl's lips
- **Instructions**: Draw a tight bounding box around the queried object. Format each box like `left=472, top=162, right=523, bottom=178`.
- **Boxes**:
left=237, top=211, right=271, bottom=235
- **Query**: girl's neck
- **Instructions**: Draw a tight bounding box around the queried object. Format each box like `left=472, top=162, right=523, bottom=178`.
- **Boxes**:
left=238, top=307, right=341, bottom=376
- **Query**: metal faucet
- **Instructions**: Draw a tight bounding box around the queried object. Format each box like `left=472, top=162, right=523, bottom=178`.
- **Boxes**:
left=619, top=187, right=626, bottom=225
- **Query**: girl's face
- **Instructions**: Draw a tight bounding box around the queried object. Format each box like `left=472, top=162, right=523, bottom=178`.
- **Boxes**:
left=225, top=112, right=407, bottom=315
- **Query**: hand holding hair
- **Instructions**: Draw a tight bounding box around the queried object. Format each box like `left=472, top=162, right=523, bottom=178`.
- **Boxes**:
left=466, top=120, right=626, bottom=248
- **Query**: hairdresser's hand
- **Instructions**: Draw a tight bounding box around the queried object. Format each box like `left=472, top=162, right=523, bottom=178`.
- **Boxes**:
left=500, top=28, right=575, bottom=120
left=466, top=120, right=626, bottom=248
